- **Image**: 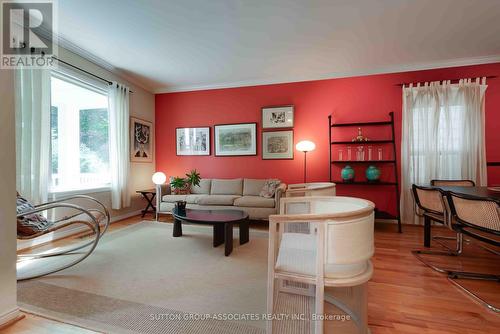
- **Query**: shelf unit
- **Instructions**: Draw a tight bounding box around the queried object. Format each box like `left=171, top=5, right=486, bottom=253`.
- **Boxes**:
left=328, top=112, right=402, bottom=232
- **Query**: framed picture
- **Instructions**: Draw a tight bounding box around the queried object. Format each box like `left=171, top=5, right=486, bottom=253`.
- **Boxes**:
left=176, top=127, right=211, bottom=156
left=262, top=130, right=294, bottom=160
left=130, top=117, right=153, bottom=162
left=214, top=123, right=257, bottom=156
left=262, top=105, right=294, bottom=129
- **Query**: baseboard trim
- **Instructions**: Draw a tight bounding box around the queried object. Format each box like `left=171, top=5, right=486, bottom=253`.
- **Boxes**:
left=0, top=307, right=22, bottom=328
left=17, top=209, right=143, bottom=251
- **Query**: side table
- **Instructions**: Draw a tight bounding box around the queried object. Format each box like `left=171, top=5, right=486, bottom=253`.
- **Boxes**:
left=136, top=189, right=156, bottom=218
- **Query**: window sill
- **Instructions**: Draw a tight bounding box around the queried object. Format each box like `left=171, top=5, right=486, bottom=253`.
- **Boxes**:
left=49, top=186, right=111, bottom=199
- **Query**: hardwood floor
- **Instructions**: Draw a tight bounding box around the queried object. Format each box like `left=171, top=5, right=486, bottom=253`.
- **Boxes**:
left=4, top=215, right=499, bottom=333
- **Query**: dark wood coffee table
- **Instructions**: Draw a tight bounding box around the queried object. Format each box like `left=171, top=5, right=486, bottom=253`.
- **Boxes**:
left=171, top=208, right=250, bottom=256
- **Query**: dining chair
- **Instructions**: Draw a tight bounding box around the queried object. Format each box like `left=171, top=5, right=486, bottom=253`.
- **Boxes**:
left=445, top=191, right=500, bottom=312
left=429, top=180, right=475, bottom=249
left=267, top=196, right=374, bottom=334
left=430, top=179, right=476, bottom=187
left=411, top=185, right=464, bottom=273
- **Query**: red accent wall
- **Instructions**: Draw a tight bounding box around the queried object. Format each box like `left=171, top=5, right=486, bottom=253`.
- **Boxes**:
left=156, top=63, right=500, bottom=217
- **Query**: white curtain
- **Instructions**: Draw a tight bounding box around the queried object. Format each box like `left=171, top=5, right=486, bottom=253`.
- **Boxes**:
left=108, top=82, right=131, bottom=209
left=15, top=68, right=51, bottom=205
left=401, top=78, right=488, bottom=224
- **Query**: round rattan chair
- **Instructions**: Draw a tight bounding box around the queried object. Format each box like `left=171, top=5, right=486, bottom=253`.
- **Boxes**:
left=267, top=196, right=374, bottom=334
left=285, top=182, right=336, bottom=197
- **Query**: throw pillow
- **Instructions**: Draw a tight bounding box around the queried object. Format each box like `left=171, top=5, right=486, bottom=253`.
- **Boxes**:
left=16, top=193, right=53, bottom=236
left=259, top=179, right=281, bottom=198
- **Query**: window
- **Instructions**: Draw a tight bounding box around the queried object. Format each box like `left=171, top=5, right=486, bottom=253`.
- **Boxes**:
left=410, top=104, right=466, bottom=179
left=50, top=73, right=110, bottom=192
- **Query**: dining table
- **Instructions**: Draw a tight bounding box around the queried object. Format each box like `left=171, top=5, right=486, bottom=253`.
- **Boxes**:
left=429, top=186, right=500, bottom=201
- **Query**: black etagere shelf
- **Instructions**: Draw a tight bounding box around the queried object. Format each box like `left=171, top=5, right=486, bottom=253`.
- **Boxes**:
left=328, top=112, right=402, bottom=233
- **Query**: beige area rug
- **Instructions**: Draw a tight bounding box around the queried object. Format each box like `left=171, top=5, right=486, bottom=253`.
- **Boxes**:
left=18, top=222, right=271, bottom=334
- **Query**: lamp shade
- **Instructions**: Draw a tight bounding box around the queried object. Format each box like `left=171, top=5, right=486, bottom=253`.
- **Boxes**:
left=152, top=172, right=167, bottom=185
left=296, top=140, right=316, bottom=152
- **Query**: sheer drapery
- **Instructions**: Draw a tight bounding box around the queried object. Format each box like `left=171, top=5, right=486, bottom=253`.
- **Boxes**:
left=15, top=68, right=51, bottom=204
left=401, top=78, right=487, bottom=224
left=108, top=82, right=131, bottom=209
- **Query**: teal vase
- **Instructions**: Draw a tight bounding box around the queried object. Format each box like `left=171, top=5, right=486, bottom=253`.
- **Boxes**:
left=365, top=165, right=381, bottom=182
left=341, top=165, right=355, bottom=182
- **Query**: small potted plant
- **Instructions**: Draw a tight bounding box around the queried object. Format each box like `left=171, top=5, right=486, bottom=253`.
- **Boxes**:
left=185, top=169, right=201, bottom=188
left=170, top=176, right=189, bottom=195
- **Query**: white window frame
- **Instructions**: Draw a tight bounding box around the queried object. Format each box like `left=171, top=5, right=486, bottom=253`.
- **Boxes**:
left=49, top=65, right=111, bottom=195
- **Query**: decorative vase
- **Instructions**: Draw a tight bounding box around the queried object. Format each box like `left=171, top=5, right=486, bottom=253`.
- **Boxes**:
left=175, top=200, right=187, bottom=213
left=365, top=165, right=381, bottom=182
left=341, top=165, right=355, bottom=182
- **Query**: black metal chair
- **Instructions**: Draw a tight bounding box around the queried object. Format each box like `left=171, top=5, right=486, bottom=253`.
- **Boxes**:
left=17, top=195, right=110, bottom=281
left=411, top=185, right=464, bottom=273
left=445, top=191, right=500, bottom=312
left=428, top=180, right=476, bottom=249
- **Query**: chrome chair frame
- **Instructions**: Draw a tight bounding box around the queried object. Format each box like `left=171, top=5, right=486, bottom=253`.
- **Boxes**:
left=17, top=195, right=110, bottom=281
left=445, top=191, right=500, bottom=313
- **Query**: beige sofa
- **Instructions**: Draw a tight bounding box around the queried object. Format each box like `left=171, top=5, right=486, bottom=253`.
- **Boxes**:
left=156, top=178, right=287, bottom=220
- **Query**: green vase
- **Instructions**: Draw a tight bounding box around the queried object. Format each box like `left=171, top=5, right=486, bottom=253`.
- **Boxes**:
left=341, top=165, right=355, bottom=182
left=365, top=165, right=381, bottom=182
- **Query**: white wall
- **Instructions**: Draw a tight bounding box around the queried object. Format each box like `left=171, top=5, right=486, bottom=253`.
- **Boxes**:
left=0, top=69, right=20, bottom=324
left=0, top=38, right=156, bottom=326
left=52, top=46, right=156, bottom=219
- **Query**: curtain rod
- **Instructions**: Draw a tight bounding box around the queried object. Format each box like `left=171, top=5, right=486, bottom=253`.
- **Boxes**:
left=50, top=55, right=133, bottom=93
left=395, top=76, right=497, bottom=87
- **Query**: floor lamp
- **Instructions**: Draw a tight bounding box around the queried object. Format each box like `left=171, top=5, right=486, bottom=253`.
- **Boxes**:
left=296, top=140, right=316, bottom=183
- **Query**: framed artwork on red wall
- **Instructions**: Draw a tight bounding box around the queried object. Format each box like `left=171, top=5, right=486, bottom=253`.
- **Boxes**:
left=262, top=130, right=294, bottom=159
left=214, top=123, right=257, bottom=156
left=262, top=105, right=294, bottom=129
left=176, top=127, right=210, bottom=156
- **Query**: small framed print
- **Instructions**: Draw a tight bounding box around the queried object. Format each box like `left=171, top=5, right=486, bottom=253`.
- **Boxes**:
left=214, top=123, right=257, bottom=156
left=262, top=130, right=294, bottom=160
left=176, top=127, right=211, bottom=156
left=130, top=117, right=153, bottom=162
left=262, top=105, right=294, bottom=129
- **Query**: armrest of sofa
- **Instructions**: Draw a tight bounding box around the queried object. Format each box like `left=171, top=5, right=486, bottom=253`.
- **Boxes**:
left=156, top=184, right=171, bottom=211
left=275, top=183, right=287, bottom=213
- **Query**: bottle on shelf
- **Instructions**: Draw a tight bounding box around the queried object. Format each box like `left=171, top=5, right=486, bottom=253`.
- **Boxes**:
left=378, top=147, right=383, bottom=160
left=368, top=146, right=373, bottom=161
left=356, top=146, right=365, bottom=161
left=347, top=146, right=352, bottom=160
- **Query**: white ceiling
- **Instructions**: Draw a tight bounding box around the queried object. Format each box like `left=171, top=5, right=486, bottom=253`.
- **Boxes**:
left=56, top=0, right=500, bottom=93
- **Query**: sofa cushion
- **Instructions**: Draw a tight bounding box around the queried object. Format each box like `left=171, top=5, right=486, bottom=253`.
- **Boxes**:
left=162, top=194, right=205, bottom=204
left=243, top=179, right=267, bottom=196
left=210, top=179, right=243, bottom=195
left=162, top=194, right=187, bottom=203
left=197, top=195, right=240, bottom=206
left=191, top=179, right=211, bottom=194
left=234, top=196, right=275, bottom=208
